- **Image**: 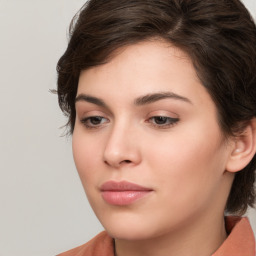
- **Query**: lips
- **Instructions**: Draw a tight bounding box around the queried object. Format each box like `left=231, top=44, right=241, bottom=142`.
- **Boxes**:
left=100, top=181, right=153, bottom=206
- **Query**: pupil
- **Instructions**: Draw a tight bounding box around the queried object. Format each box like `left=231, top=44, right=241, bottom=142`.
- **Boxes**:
left=155, top=116, right=167, bottom=124
left=91, top=117, right=102, bottom=124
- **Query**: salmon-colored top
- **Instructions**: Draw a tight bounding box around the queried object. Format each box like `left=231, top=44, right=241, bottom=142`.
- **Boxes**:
left=57, top=217, right=255, bottom=256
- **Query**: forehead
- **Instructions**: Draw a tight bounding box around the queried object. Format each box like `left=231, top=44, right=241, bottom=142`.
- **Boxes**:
left=78, top=40, right=199, bottom=89
left=77, top=41, right=207, bottom=104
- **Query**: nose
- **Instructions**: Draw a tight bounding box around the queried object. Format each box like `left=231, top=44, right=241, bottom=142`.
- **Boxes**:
left=103, top=124, right=141, bottom=168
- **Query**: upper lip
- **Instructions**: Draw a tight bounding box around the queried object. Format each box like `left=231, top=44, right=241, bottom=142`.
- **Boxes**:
left=100, top=181, right=152, bottom=191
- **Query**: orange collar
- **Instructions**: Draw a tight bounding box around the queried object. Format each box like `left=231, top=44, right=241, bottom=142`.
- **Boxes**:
left=212, top=216, right=255, bottom=256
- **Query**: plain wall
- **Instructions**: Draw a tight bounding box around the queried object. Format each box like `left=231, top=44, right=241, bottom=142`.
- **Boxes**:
left=0, top=1, right=255, bottom=255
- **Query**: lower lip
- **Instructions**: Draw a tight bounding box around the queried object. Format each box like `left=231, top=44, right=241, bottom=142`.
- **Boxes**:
left=101, top=191, right=152, bottom=206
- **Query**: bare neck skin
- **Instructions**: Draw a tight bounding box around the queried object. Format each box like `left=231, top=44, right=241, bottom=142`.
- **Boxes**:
left=115, top=211, right=227, bottom=256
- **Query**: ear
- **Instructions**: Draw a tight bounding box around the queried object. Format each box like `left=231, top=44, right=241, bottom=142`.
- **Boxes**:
left=226, top=118, right=256, bottom=173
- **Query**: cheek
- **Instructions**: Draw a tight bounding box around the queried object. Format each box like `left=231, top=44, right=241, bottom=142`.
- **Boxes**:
left=72, top=129, right=102, bottom=187
left=145, top=126, right=226, bottom=203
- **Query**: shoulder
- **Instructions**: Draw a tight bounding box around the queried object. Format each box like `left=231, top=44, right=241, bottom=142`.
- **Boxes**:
left=57, top=231, right=115, bottom=256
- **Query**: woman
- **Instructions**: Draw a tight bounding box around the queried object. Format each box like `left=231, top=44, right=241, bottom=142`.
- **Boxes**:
left=56, top=0, right=256, bottom=255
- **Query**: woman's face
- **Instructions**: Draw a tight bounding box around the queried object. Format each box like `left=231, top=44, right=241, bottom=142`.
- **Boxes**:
left=73, top=41, right=234, bottom=240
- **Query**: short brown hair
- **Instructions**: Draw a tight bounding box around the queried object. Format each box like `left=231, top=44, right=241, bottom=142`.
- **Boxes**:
left=56, top=0, right=256, bottom=215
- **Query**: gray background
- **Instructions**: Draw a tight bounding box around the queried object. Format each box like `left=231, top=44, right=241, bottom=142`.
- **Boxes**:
left=0, top=0, right=255, bottom=255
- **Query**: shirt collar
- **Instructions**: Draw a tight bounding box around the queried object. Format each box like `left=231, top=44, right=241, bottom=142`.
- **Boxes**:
left=212, top=216, right=255, bottom=256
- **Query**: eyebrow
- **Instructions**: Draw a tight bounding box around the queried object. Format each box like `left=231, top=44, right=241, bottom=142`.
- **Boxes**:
left=134, top=92, right=192, bottom=105
left=75, top=94, right=107, bottom=107
left=75, top=91, right=192, bottom=107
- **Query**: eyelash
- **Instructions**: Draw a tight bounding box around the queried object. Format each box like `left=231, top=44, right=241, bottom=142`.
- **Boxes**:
left=80, top=115, right=179, bottom=130
left=80, top=116, right=109, bottom=129
left=147, top=116, right=179, bottom=129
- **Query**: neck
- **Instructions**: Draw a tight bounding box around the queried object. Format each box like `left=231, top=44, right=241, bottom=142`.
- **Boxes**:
left=115, top=213, right=227, bottom=256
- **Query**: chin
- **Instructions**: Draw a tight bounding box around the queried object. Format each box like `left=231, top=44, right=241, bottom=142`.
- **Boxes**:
left=105, top=225, right=154, bottom=241
left=96, top=211, right=154, bottom=240
left=98, top=211, right=173, bottom=241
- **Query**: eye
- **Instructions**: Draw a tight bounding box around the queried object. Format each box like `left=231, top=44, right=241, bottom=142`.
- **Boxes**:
left=148, top=116, right=179, bottom=128
left=80, top=116, right=109, bottom=129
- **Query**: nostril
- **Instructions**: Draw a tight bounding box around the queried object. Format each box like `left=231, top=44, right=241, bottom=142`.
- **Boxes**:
left=123, top=160, right=132, bottom=163
left=104, top=159, right=132, bottom=167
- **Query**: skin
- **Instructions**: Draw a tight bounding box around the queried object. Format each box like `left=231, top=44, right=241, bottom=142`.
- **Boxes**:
left=72, top=40, right=239, bottom=256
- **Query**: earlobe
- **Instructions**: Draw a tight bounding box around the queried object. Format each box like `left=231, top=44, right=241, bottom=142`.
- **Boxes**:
left=226, top=118, right=256, bottom=173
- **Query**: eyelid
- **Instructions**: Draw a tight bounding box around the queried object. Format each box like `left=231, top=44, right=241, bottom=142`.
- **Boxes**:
left=147, top=116, right=179, bottom=127
left=145, top=111, right=180, bottom=129
left=77, top=109, right=108, bottom=118
left=75, top=102, right=113, bottom=118
left=78, top=110, right=110, bottom=129
left=80, top=116, right=109, bottom=130
left=146, top=110, right=179, bottom=119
